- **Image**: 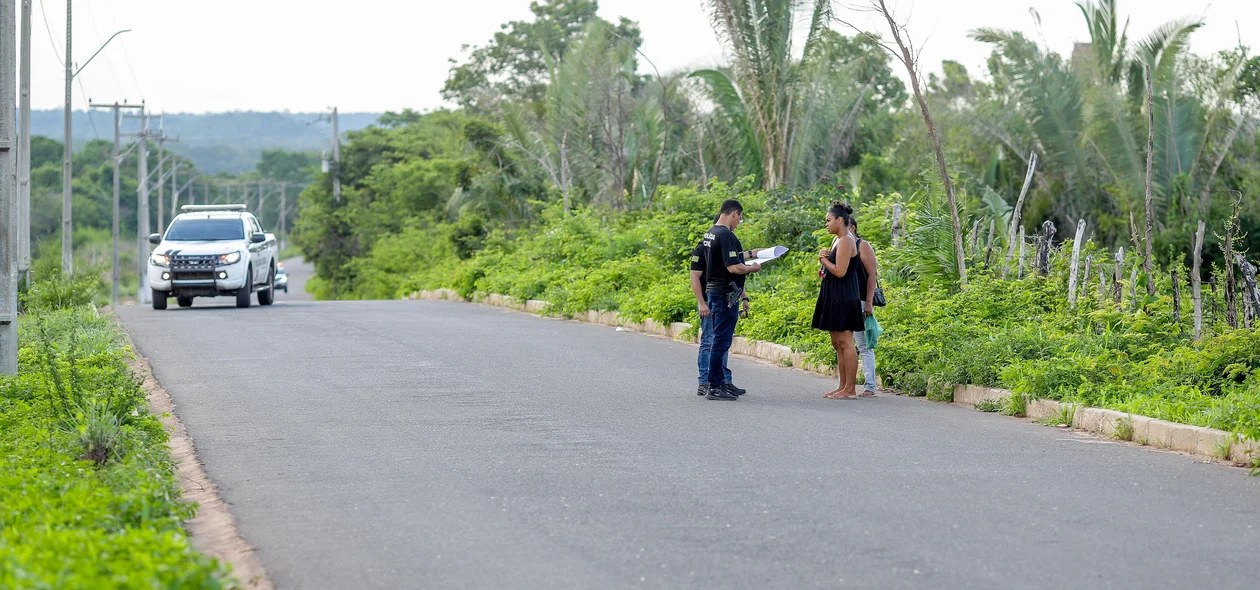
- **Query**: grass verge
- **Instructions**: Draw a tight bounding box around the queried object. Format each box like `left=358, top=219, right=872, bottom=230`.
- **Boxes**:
left=0, top=305, right=227, bottom=588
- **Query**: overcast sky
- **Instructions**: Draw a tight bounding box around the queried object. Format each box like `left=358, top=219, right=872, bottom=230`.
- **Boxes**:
left=25, top=0, right=1260, bottom=114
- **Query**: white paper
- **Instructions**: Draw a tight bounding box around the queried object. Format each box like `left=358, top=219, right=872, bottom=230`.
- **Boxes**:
left=745, top=245, right=789, bottom=266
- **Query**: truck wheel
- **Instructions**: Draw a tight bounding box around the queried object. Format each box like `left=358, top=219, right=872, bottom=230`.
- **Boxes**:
left=152, top=290, right=168, bottom=310
left=236, top=266, right=253, bottom=308
left=177, top=296, right=194, bottom=308
left=258, top=266, right=275, bottom=306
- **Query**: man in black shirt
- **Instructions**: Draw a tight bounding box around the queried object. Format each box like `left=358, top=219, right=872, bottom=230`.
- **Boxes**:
left=696, top=199, right=763, bottom=400
left=690, top=225, right=732, bottom=396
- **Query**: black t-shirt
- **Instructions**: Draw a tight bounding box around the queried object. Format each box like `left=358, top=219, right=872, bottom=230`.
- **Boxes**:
left=702, top=224, right=745, bottom=293
left=689, top=243, right=707, bottom=284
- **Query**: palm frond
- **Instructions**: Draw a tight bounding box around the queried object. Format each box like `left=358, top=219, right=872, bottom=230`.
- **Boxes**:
left=690, top=69, right=763, bottom=180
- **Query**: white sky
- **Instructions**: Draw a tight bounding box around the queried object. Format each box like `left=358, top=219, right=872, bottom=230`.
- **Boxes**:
left=25, top=0, right=1260, bottom=114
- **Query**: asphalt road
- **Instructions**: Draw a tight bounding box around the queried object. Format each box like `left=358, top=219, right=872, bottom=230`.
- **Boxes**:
left=117, top=273, right=1260, bottom=589
left=278, top=258, right=314, bottom=302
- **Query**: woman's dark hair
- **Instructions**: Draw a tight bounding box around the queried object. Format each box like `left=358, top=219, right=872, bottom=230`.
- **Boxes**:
left=827, top=200, right=853, bottom=221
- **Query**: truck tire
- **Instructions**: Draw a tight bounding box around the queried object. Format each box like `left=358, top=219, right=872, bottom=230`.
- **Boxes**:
left=152, top=290, right=168, bottom=310
left=177, top=296, right=194, bottom=308
left=236, top=266, right=253, bottom=308
left=257, top=266, right=275, bottom=306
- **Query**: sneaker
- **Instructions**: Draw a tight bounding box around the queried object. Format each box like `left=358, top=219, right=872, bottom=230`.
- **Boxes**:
left=706, top=386, right=739, bottom=400
left=725, top=383, right=747, bottom=396
left=697, top=384, right=711, bottom=396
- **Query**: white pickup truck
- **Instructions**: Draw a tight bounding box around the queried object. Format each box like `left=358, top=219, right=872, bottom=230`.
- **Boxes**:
left=147, top=205, right=279, bottom=310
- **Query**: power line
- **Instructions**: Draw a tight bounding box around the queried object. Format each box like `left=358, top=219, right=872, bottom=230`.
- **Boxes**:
left=36, top=0, right=62, bottom=66
left=84, top=0, right=125, bottom=96
left=109, top=5, right=143, bottom=97
left=75, top=70, right=100, bottom=138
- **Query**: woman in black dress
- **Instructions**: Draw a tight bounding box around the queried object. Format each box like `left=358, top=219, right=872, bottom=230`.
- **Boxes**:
left=812, top=201, right=865, bottom=399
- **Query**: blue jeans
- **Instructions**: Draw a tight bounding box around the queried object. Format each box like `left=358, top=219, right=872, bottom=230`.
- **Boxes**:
left=854, top=330, right=876, bottom=392
left=698, top=313, right=732, bottom=385
left=706, top=292, right=739, bottom=388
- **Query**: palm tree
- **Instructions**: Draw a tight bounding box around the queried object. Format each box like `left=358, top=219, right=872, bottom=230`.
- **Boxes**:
left=972, top=0, right=1212, bottom=233
left=690, top=0, right=840, bottom=189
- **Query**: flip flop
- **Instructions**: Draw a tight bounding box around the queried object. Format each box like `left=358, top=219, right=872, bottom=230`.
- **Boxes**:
left=824, top=391, right=857, bottom=399
left=857, top=390, right=876, bottom=398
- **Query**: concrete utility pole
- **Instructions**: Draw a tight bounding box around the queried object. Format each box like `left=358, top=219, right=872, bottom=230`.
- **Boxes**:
left=165, top=155, right=177, bottom=229
left=135, top=117, right=150, bottom=304
left=17, top=0, right=30, bottom=283
left=332, top=106, right=340, bottom=202
left=2, top=0, right=18, bottom=374
left=61, top=0, right=72, bottom=273
left=279, top=182, right=287, bottom=251
left=90, top=101, right=142, bottom=306
left=152, top=126, right=177, bottom=232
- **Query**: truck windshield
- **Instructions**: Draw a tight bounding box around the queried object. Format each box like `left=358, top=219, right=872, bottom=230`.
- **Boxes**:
left=164, top=218, right=245, bottom=241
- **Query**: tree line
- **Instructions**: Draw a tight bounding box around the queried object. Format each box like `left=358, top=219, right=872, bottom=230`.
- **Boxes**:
left=294, top=0, right=1260, bottom=294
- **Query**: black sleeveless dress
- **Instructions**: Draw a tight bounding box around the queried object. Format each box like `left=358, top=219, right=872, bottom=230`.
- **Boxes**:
left=811, top=240, right=866, bottom=333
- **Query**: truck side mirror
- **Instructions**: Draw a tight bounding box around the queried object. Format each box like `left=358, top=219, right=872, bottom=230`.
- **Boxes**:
left=149, top=233, right=162, bottom=245
left=251, top=232, right=266, bottom=243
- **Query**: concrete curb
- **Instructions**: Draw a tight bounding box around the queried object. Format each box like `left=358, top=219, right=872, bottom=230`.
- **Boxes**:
left=409, top=290, right=1258, bottom=467
left=951, top=384, right=1257, bottom=465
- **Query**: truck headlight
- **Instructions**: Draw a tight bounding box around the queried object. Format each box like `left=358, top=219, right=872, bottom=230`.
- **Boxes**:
left=150, top=252, right=170, bottom=267
left=218, top=252, right=242, bottom=265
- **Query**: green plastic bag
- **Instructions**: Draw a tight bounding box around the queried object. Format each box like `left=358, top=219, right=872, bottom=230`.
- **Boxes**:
left=864, top=313, right=883, bottom=349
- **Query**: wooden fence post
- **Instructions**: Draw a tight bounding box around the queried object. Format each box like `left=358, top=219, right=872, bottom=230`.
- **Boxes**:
left=1017, top=226, right=1026, bottom=279
left=1081, top=254, right=1093, bottom=303
left=1172, top=268, right=1182, bottom=325
left=1002, top=152, right=1038, bottom=279
left=1128, top=263, right=1140, bottom=310
left=1098, top=262, right=1107, bottom=301
left=1236, top=253, right=1260, bottom=330
left=1036, top=220, right=1055, bottom=275
left=1192, top=221, right=1204, bottom=339
left=1142, top=64, right=1157, bottom=296
left=983, top=218, right=996, bottom=269
left=1114, top=247, right=1125, bottom=305
left=1224, top=199, right=1240, bottom=328
left=890, top=203, right=904, bottom=247
left=1067, top=220, right=1086, bottom=307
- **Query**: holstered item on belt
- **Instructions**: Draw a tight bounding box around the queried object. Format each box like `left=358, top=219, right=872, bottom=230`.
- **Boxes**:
left=726, top=283, right=743, bottom=308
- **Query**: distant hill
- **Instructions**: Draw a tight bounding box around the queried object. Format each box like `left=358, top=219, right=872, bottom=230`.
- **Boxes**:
left=31, top=110, right=382, bottom=174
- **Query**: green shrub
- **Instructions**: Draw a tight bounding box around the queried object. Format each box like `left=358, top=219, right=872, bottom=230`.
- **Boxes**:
left=0, top=306, right=226, bottom=587
left=313, top=180, right=1260, bottom=445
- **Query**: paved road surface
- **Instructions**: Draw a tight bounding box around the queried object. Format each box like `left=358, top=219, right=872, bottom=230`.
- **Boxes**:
left=117, top=268, right=1260, bottom=589
left=279, top=258, right=314, bottom=301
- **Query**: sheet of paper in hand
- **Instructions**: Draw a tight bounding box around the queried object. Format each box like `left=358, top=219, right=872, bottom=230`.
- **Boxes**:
left=744, top=245, right=789, bottom=266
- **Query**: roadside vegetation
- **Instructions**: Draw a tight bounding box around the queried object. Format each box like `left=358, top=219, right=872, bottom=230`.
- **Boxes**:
left=0, top=272, right=225, bottom=588
left=290, top=1, right=1260, bottom=447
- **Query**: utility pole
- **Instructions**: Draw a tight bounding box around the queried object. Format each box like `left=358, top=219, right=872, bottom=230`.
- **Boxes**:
left=152, top=126, right=177, bottom=232
left=17, top=0, right=30, bottom=284
left=332, top=106, right=340, bottom=202
left=61, top=0, right=72, bottom=273
left=279, top=182, right=287, bottom=251
left=135, top=116, right=150, bottom=304
left=257, top=181, right=265, bottom=226
left=165, top=155, right=176, bottom=229
left=2, top=0, right=18, bottom=374
left=90, top=101, right=142, bottom=306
